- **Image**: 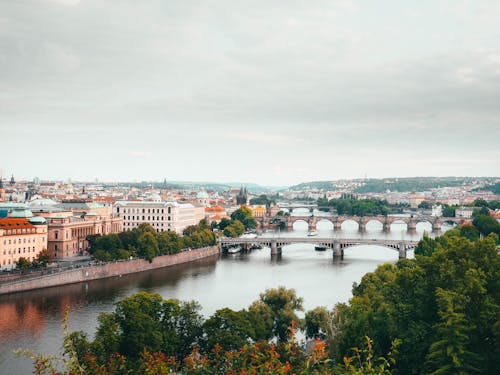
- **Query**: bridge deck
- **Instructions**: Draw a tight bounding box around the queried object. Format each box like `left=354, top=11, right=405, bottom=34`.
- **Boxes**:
left=219, top=237, right=418, bottom=247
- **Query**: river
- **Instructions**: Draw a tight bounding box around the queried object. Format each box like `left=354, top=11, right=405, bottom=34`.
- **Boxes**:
left=0, top=220, right=451, bottom=374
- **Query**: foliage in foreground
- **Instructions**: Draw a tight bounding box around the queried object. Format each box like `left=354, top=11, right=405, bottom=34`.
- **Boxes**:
left=19, top=224, right=500, bottom=374
left=336, top=230, right=500, bottom=374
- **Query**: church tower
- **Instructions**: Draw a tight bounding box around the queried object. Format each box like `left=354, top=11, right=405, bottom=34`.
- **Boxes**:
left=236, top=187, right=248, bottom=205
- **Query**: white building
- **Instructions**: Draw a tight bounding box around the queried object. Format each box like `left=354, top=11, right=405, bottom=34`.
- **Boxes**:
left=431, top=205, right=443, bottom=217
left=455, top=206, right=474, bottom=219
left=113, top=201, right=205, bottom=234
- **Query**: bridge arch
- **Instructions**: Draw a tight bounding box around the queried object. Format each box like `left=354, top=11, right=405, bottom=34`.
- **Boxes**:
left=291, top=218, right=309, bottom=231
left=340, top=219, right=359, bottom=231
left=315, top=218, right=334, bottom=231
left=365, top=219, right=384, bottom=231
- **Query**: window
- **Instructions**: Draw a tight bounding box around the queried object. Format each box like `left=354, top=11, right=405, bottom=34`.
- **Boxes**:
left=55, top=231, right=58, bottom=239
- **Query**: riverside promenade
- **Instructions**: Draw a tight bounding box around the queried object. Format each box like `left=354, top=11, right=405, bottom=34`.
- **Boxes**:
left=0, top=246, right=220, bottom=295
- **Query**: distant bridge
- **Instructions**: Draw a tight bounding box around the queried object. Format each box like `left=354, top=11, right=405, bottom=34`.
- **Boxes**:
left=258, top=215, right=464, bottom=232
left=218, top=236, right=419, bottom=259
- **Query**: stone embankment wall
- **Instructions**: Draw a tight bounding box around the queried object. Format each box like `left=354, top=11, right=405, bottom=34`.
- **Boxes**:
left=0, top=246, right=220, bottom=295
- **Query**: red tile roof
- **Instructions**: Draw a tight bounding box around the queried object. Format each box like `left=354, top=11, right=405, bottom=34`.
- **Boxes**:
left=0, top=218, right=35, bottom=230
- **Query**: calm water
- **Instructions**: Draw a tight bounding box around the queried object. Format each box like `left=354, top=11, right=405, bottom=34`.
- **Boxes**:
left=0, top=221, right=450, bottom=374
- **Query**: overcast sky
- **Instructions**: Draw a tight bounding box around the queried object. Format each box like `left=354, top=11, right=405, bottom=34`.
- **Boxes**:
left=1, top=0, right=499, bottom=186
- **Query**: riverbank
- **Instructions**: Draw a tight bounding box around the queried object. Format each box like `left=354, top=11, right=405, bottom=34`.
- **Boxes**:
left=0, top=246, right=220, bottom=295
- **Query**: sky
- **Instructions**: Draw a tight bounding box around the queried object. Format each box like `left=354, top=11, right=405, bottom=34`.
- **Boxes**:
left=1, top=0, right=499, bottom=186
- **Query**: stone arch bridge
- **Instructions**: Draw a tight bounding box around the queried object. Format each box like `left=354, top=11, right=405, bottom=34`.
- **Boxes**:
left=259, top=215, right=464, bottom=232
left=218, top=237, right=419, bottom=259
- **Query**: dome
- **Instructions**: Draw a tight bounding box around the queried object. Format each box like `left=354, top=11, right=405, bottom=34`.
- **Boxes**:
left=10, top=209, right=33, bottom=218
left=148, top=193, right=162, bottom=202
left=29, top=216, right=47, bottom=225
left=29, top=198, right=58, bottom=207
left=197, top=191, right=209, bottom=199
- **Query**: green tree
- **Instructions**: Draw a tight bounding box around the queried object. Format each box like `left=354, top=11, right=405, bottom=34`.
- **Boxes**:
left=202, top=308, right=254, bottom=352
left=247, top=300, right=274, bottom=342
left=114, top=292, right=164, bottom=359
left=425, top=288, right=479, bottom=374
left=231, top=206, right=257, bottom=229
left=442, top=205, right=456, bottom=217
left=259, top=287, right=304, bottom=342
left=16, top=257, right=31, bottom=270
left=36, top=248, right=53, bottom=267
left=305, top=306, right=331, bottom=339
left=473, top=214, right=500, bottom=239
left=160, top=299, right=203, bottom=360
left=137, top=232, right=159, bottom=262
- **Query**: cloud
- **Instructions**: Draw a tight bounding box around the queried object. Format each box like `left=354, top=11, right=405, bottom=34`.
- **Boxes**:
left=129, top=151, right=153, bottom=158
left=0, top=0, right=499, bottom=183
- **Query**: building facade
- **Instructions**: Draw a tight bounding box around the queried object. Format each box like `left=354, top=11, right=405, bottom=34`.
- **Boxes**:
left=114, top=201, right=205, bottom=234
left=46, top=213, right=123, bottom=258
left=0, top=217, right=48, bottom=270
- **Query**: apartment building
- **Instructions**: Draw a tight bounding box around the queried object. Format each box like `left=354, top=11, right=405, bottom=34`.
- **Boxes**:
left=0, top=217, right=48, bottom=270
left=113, top=201, right=204, bottom=234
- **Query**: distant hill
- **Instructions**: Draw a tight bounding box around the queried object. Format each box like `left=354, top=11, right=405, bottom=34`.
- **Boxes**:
left=288, top=181, right=340, bottom=191
left=115, top=181, right=281, bottom=193
left=289, top=177, right=497, bottom=193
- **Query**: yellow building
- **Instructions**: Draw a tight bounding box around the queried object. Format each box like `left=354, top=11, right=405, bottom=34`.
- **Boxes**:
left=251, top=205, right=267, bottom=218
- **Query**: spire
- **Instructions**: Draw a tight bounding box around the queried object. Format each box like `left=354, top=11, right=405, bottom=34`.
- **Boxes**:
left=9, top=174, right=15, bottom=186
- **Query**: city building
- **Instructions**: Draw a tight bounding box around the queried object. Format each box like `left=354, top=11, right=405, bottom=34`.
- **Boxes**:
left=204, top=205, right=228, bottom=222
left=236, top=187, right=248, bottom=205
left=27, top=198, right=123, bottom=258
left=45, top=213, right=122, bottom=258
left=431, top=205, right=443, bottom=217
left=455, top=206, right=474, bottom=219
left=114, top=201, right=205, bottom=234
left=0, top=217, right=48, bottom=270
left=251, top=204, right=267, bottom=218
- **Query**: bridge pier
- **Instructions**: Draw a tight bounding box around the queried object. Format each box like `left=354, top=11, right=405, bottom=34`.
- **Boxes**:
left=383, top=220, right=391, bottom=232
left=270, top=241, right=282, bottom=255
left=358, top=222, right=367, bottom=232
left=407, top=220, right=417, bottom=233
left=398, top=242, right=407, bottom=259
left=332, top=241, right=343, bottom=259
left=432, top=221, right=442, bottom=232
left=333, top=221, right=342, bottom=231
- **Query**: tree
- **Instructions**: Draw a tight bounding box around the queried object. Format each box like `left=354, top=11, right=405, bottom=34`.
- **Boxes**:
left=231, top=206, right=257, bottom=230
left=202, top=308, right=254, bottom=352
left=473, top=214, right=500, bottom=239
left=16, top=257, right=31, bottom=270
left=425, top=288, right=479, bottom=374
left=442, top=205, right=456, bottom=217
left=305, top=306, right=331, bottom=339
left=114, top=292, right=164, bottom=359
left=247, top=300, right=274, bottom=342
left=259, top=287, right=304, bottom=342
left=137, top=232, right=159, bottom=262
left=161, top=299, right=203, bottom=359
left=36, top=248, right=53, bottom=267
left=418, top=201, right=432, bottom=209
left=415, top=232, right=438, bottom=256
